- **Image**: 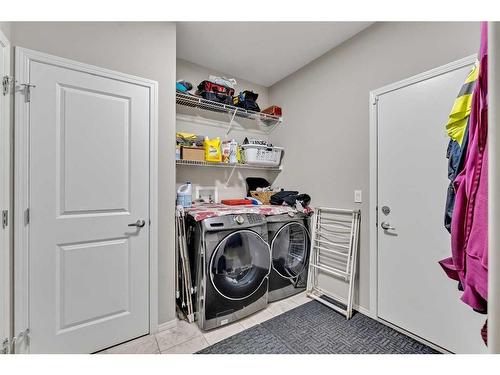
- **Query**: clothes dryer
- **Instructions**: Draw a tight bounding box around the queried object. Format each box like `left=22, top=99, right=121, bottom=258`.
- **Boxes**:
left=266, top=212, right=310, bottom=302
left=186, top=213, right=271, bottom=330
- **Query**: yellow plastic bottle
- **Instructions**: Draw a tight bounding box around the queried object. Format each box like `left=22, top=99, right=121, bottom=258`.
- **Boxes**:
left=204, top=137, right=222, bottom=163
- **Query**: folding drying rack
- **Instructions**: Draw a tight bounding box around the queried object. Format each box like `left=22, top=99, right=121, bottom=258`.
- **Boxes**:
left=306, top=207, right=361, bottom=319
left=175, top=206, right=195, bottom=323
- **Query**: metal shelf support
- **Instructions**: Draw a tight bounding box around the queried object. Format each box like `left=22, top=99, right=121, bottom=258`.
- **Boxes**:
left=176, top=159, right=283, bottom=171
left=224, top=165, right=237, bottom=187
left=226, top=109, right=238, bottom=136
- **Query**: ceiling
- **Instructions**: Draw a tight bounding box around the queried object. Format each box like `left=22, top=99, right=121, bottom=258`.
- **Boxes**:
left=177, top=22, right=374, bottom=87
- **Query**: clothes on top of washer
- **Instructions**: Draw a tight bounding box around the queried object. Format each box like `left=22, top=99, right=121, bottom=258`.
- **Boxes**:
left=269, top=191, right=311, bottom=208
left=185, top=202, right=312, bottom=221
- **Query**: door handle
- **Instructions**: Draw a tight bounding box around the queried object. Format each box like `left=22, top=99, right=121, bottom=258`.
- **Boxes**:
left=128, top=219, right=146, bottom=228
left=381, top=221, right=396, bottom=231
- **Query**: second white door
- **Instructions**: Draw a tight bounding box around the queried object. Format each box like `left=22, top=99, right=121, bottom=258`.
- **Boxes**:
left=18, top=49, right=153, bottom=353
left=376, top=59, right=487, bottom=353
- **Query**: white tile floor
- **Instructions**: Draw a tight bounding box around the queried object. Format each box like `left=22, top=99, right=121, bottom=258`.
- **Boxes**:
left=98, top=291, right=310, bottom=354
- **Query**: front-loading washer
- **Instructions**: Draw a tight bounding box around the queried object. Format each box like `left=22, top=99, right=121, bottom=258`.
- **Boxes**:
left=186, top=213, right=271, bottom=331
left=266, top=212, right=311, bottom=302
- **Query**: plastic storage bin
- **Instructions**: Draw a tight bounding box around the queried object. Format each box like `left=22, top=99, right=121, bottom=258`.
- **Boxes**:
left=241, top=144, right=283, bottom=167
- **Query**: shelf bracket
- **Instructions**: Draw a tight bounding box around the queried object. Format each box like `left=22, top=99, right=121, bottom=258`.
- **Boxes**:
left=264, top=120, right=280, bottom=134
left=226, top=109, right=238, bottom=136
left=225, top=165, right=237, bottom=187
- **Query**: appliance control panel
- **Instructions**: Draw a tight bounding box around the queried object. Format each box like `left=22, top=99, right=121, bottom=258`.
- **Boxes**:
left=234, top=215, right=245, bottom=225
left=247, top=214, right=264, bottom=224
left=203, top=213, right=266, bottom=230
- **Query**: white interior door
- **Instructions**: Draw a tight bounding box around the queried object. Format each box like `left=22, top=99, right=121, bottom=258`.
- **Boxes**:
left=0, top=31, right=10, bottom=354
left=376, top=60, right=487, bottom=353
left=17, top=49, right=153, bottom=353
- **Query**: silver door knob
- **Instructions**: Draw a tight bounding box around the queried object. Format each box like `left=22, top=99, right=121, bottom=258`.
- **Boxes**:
left=128, top=219, right=146, bottom=228
left=381, top=221, right=396, bottom=231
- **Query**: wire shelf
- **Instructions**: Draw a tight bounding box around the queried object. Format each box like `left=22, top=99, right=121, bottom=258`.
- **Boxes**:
left=176, top=159, right=282, bottom=171
left=176, top=92, right=283, bottom=134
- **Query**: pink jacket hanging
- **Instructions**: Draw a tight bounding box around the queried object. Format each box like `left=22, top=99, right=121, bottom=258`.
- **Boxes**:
left=439, top=22, right=488, bottom=313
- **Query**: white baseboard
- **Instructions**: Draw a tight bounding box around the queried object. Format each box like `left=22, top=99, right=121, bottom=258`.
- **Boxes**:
left=353, top=303, right=372, bottom=317
left=157, top=319, right=177, bottom=332
left=307, top=287, right=374, bottom=318
left=376, top=318, right=449, bottom=353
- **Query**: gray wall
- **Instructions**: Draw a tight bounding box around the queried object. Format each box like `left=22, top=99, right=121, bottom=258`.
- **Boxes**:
left=9, top=22, right=178, bottom=325
left=269, top=22, right=481, bottom=311
left=0, top=22, right=11, bottom=40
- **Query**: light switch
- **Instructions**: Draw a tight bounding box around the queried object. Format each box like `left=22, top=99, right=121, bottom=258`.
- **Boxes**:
left=354, top=190, right=362, bottom=203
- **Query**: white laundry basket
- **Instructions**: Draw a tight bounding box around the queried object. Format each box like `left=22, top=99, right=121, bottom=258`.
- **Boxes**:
left=241, top=144, right=283, bottom=167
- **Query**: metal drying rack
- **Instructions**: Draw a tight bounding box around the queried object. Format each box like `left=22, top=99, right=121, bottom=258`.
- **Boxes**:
left=306, top=207, right=361, bottom=319
left=175, top=206, right=195, bottom=323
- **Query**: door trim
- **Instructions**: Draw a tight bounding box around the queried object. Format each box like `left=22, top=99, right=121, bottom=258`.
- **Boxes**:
left=0, top=29, right=11, bottom=352
left=368, top=55, right=477, bottom=321
left=14, top=47, right=159, bottom=353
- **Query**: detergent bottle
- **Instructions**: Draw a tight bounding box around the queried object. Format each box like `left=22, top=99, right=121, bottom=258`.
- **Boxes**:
left=176, top=181, right=192, bottom=208
left=204, top=137, right=222, bottom=163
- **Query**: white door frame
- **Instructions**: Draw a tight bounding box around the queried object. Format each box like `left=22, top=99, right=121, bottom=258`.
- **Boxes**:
left=368, top=55, right=477, bottom=338
left=0, top=30, right=11, bottom=353
left=14, top=47, right=159, bottom=352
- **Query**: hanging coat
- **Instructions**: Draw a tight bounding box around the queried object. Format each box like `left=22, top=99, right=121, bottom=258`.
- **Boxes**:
left=439, top=22, right=488, bottom=313
left=446, top=63, right=479, bottom=146
left=444, top=63, right=478, bottom=232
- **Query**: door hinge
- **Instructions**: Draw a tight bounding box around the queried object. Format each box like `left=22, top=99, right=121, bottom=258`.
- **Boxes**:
left=2, top=75, right=15, bottom=96
left=25, top=208, right=30, bottom=225
left=11, top=329, right=30, bottom=354
left=18, top=83, right=36, bottom=103
left=1, top=210, right=7, bottom=229
left=1, top=338, right=9, bottom=354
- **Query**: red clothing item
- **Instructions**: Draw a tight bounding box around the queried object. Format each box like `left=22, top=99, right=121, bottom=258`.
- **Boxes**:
left=439, top=22, right=488, bottom=313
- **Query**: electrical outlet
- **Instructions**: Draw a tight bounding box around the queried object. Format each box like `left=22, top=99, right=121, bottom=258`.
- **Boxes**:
left=354, top=190, right=362, bottom=203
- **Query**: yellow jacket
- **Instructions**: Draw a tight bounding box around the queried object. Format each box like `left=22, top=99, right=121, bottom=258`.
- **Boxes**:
left=446, top=62, right=479, bottom=146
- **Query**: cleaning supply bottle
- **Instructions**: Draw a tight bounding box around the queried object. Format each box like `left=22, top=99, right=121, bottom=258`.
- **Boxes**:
left=204, top=137, right=222, bottom=163
left=176, top=181, right=192, bottom=208
left=229, top=139, right=238, bottom=164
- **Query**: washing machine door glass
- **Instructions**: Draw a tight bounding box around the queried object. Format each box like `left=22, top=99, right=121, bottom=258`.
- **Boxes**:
left=271, top=222, right=310, bottom=279
left=210, top=229, right=271, bottom=300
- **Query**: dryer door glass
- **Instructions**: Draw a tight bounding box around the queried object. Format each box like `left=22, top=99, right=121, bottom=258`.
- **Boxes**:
left=210, top=230, right=271, bottom=300
left=271, top=222, right=310, bottom=279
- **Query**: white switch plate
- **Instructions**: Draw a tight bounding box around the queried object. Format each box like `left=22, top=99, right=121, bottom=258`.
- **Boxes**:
left=354, top=190, right=362, bottom=203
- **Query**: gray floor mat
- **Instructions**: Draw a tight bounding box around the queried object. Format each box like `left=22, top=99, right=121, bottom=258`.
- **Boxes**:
left=197, top=301, right=438, bottom=354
